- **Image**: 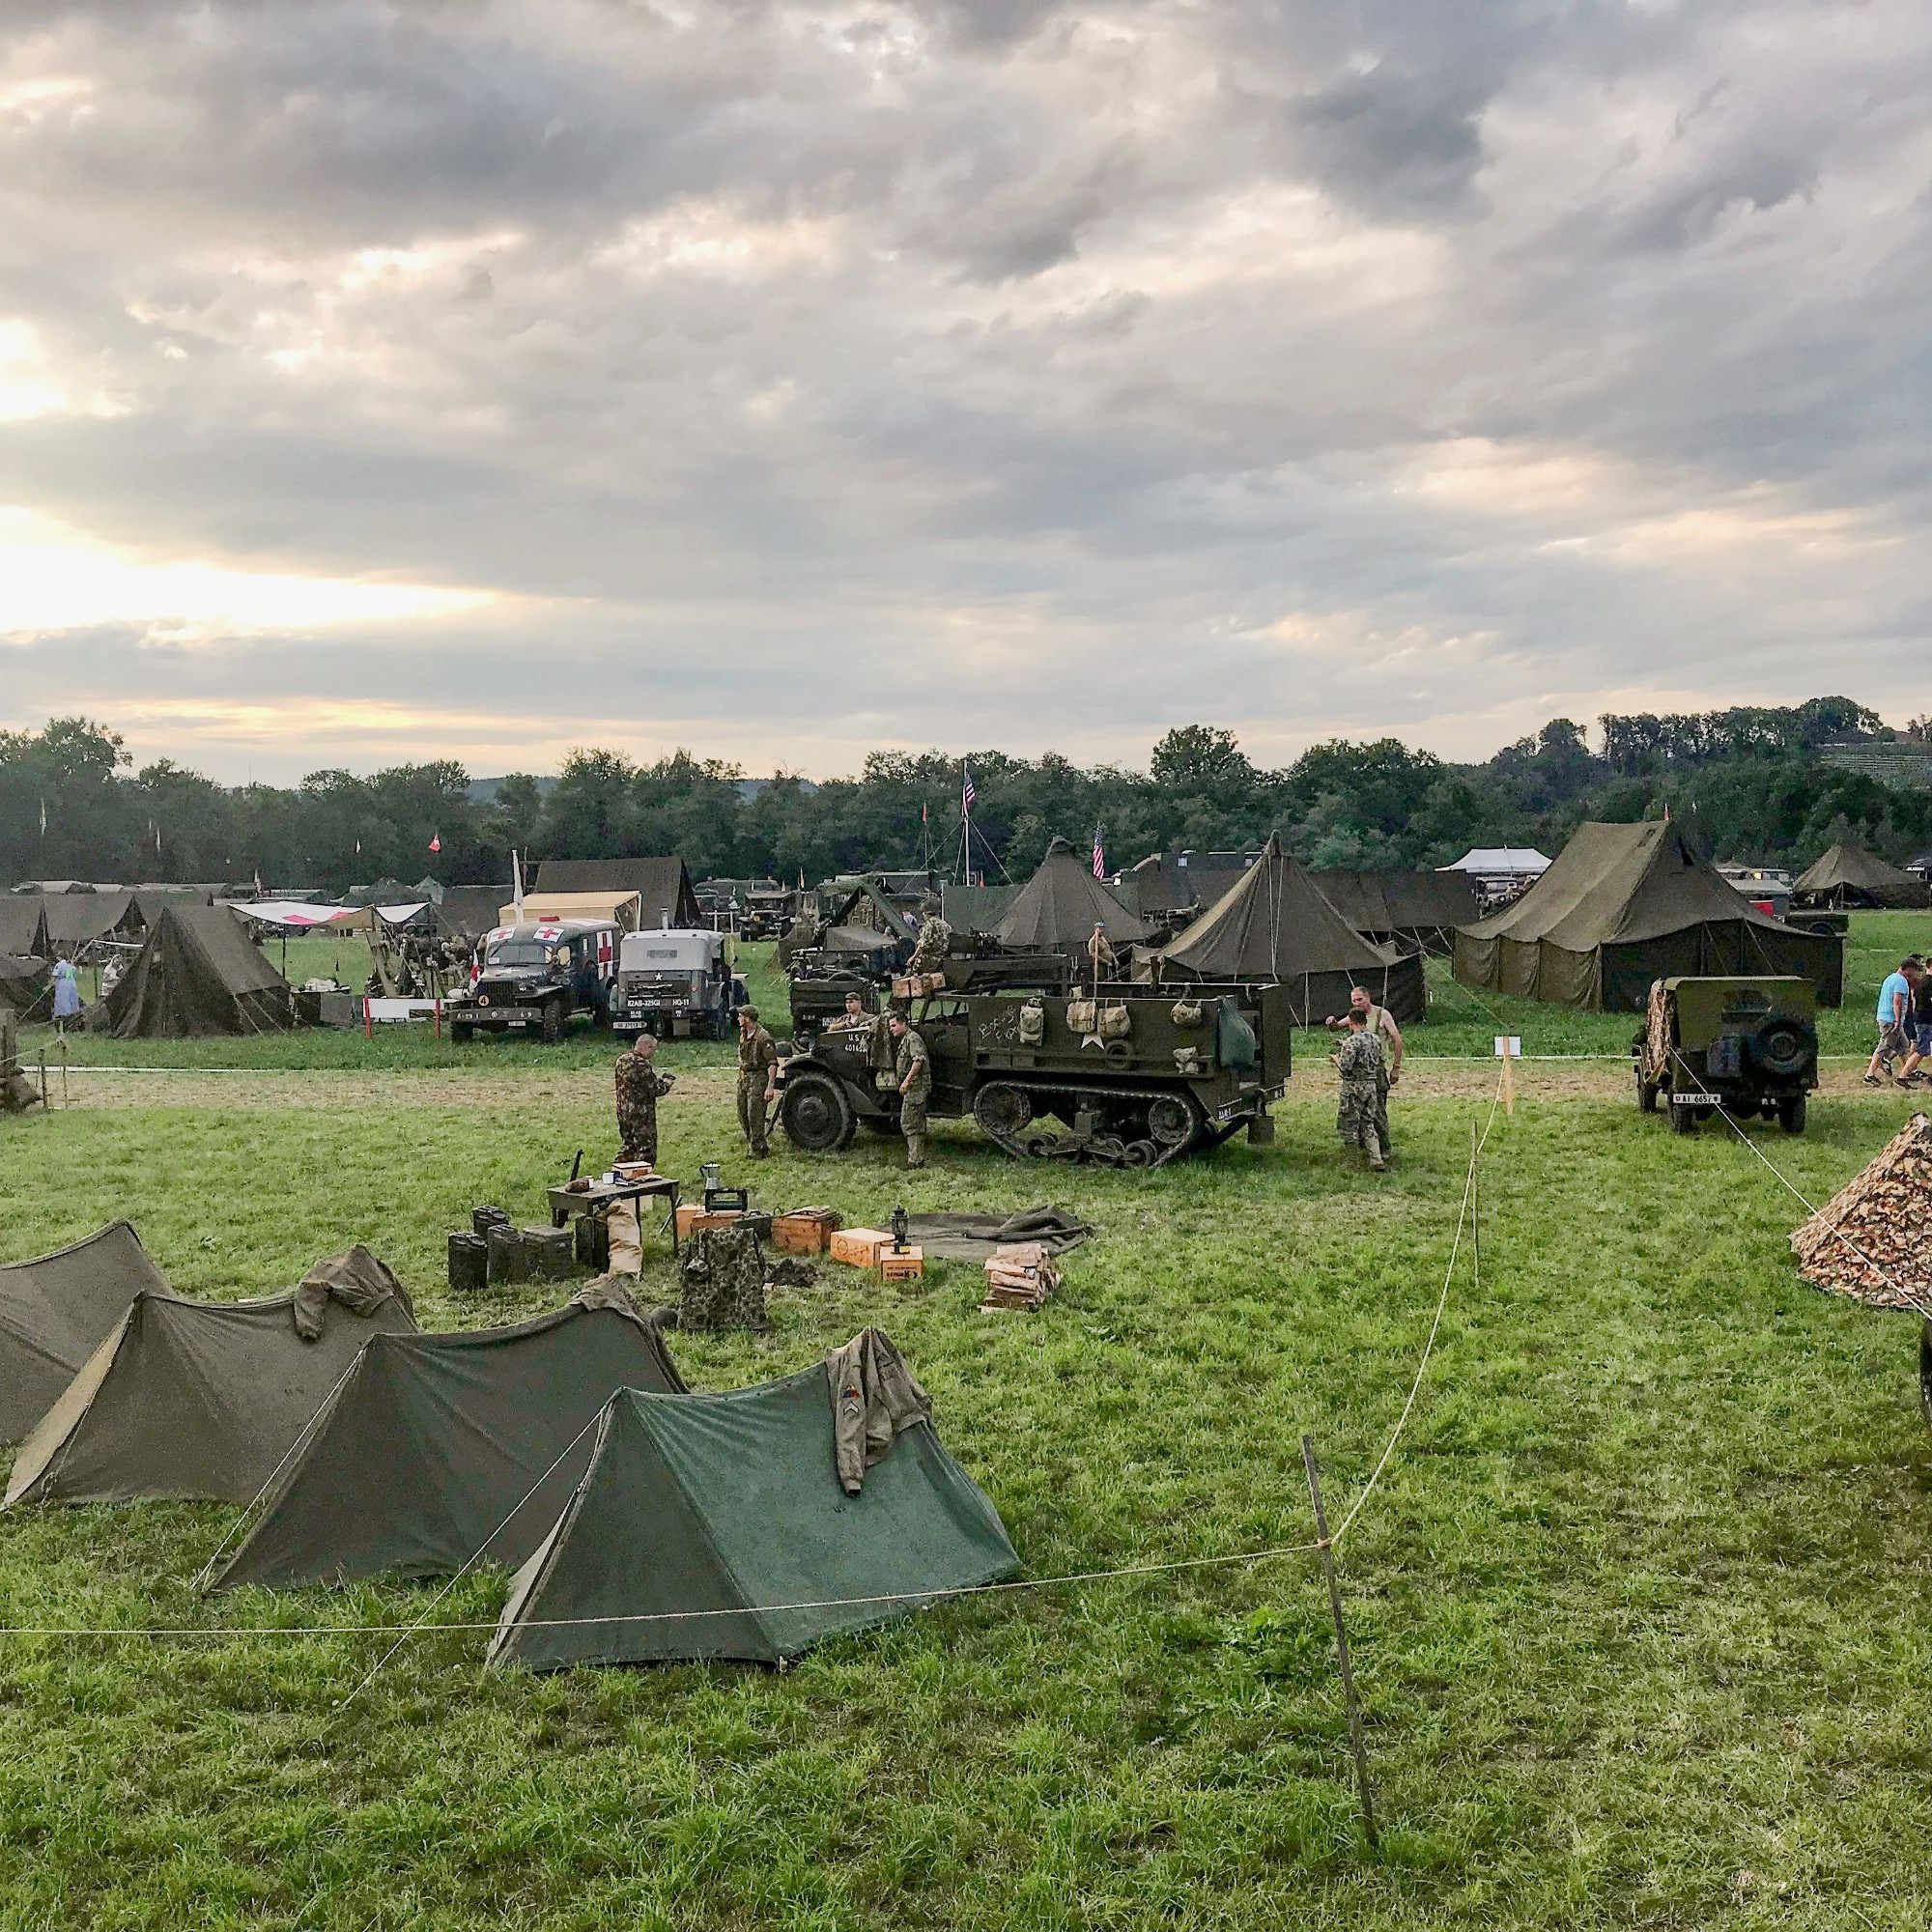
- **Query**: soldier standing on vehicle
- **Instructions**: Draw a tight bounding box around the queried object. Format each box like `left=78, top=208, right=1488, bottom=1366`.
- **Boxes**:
left=887, top=1010, right=932, bottom=1169
left=614, top=1034, right=674, bottom=1167
left=827, top=991, right=870, bottom=1032
left=735, top=1005, right=780, bottom=1158
left=1335, top=1008, right=1388, bottom=1172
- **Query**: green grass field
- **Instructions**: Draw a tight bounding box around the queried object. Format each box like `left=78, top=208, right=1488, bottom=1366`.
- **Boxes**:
left=5, top=984, right=1932, bottom=1924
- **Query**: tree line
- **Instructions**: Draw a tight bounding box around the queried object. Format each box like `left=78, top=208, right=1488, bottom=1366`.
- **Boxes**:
left=2, top=700, right=1926, bottom=895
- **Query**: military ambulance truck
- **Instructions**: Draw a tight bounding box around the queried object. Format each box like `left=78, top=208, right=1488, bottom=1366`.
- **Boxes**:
left=445, top=919, right=619, bottom=1043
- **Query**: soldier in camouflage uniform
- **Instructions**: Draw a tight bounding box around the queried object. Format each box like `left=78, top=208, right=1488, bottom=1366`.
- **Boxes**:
left=1335, top=1009, right=1389, bottom=1172
left=735, top=1004, right=780, bottom=1158
left=906, top=913, right=952, bottom=977
left=888, top=1010, right=932, bottom=1169
left=613, top=1034, right=673, bottom=1167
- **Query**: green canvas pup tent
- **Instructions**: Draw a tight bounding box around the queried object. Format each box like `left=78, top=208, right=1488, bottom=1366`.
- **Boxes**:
left=1153, top=835, right=1427, bottom=1025
left=103, top=903, right=298, bottom=1037
left=212, top=1288, right=687, bottom=1591
left=0, top=1223, right=174, bottom=1441
left=1454, top=820, right=1846, bottom=1013
left=6, top=1249, right=417, bottom=1507
left=488, top=1357, right=1017, bottom=1672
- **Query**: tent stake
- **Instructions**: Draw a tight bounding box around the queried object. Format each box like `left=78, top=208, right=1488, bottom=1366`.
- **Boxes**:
left=1301, top=1434, right=1378, bottom=1848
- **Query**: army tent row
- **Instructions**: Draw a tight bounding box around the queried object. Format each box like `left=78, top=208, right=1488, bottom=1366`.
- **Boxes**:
left=1790, top=841, right=1929, bottom=910
left=0, top=1225, right=1015, bottom=1670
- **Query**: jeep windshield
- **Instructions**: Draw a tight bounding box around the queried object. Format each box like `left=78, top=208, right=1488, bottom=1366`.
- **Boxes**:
left=487, top=941, right=552, bottom=968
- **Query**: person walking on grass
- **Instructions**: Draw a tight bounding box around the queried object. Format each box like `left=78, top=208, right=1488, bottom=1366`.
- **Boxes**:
left=50, top=952, right=81, bottom=1035
left=1903, top=959, right=1932, bottom=1088
left=735, top=1004, right=779, bottom=1158
left=1335, top=1007, right=1388, bottom=1172
left=1867, top=956, right=1920, bottom=1086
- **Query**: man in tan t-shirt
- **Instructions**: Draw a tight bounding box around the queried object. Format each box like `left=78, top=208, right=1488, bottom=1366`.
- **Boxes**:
left=1326, top=985, right=1403, bottom=1084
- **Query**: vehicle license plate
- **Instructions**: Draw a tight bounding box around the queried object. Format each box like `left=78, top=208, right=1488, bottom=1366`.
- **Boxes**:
left=1669, top=1092, right=1719, bottom=1106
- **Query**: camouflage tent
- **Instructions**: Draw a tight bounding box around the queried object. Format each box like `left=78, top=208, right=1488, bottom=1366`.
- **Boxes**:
left=1791, top=841, right=1929, bottom=910
left=1454, top=820, right=1846, bottom=1012
left=1155, top=836, right=1427, bottom=1025
left=102, top=904, right=299, bottom=1037
left=212, top=1288, right=687, bottom=1591
left=533, top=859, right=700, bottom=929
left=0, top=1223, right=175, bottom=1441
left=993, top=840, right=1144, bottom=955
left=6, top=1249, right=418, bottom=1507
left=488, top=1350, right=1017, bottom=1671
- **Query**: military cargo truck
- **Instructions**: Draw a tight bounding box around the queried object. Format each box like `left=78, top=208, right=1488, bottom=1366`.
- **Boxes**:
left=1633, top=975, right=1819, bottom=1135
left=611, top=927, right=746, bottom=1040
left=445, top=920, right=618, bottom=1043
left=778, top=982, right=1292, bottom=1168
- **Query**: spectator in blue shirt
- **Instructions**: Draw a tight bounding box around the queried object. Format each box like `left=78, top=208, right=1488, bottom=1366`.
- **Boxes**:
left=1866, top=957, right=1920, bottom=1086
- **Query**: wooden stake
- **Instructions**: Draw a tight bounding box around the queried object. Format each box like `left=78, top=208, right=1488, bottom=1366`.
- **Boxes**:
left=1301, top=1434, right=1378, bottom=1847
left=1501, top=1048, right=1516, bottom=1116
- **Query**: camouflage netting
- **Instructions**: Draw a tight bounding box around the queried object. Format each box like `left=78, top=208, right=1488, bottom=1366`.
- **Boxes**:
left=679, top=1224, right=770, bottom=1329
left=1790, top=1114, right=1932, bottom=1312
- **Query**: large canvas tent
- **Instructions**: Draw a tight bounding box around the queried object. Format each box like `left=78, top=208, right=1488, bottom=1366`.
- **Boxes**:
left=992, top=840, right=1144, bottom=954
left=1792, top=841, right=1929, bottom=910
left=6, top=1249, right=418, bottom=1506
left=1153, top=836, right=1427, bottom=1025
left=0, top=900, right=49, bottom=959
left=212, top=1290, right=687, bottom=1591
left=532, top=859, right=700, bottom=929
left=433, top=886, right=512, bottom=940
left=1454, top=820, right=1846, bottom=1012
left=488, top=1358, right=1018, bottom=1671
left=102, top=904, right=299, bottom=1037
left=40, top=890, right=144, bottom=953
left=0, top=1223, right=174, bottom=1441
left=0, top=954, right=50, bottom=1021
left=1314, top=870, right=1480, bottom=953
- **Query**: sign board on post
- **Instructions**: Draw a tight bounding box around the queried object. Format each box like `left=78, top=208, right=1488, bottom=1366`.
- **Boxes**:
left=1494, top=1036, right=1520, bottom=1114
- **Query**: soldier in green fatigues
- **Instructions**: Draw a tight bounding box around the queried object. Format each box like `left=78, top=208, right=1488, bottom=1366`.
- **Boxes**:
left=1334, top=1009, right=1388, bottom=1172
left=735, top=1005, right=779, bottom=1158
left=888, top=1011, right=931, bottom=1169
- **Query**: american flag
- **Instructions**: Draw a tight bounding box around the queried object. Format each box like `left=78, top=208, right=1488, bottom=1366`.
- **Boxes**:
left=961, top=764, right=976, bottom=812
left=1092, top=827, right=1105, bottom=879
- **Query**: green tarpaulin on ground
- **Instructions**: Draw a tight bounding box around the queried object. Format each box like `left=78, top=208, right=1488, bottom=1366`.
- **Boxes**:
left=103, top=903, right=299, bottom=1037
left=1454, top=820, right=1846, bottom=1012
left=6, top=1249, right=418, bottom=1507
left=1153, top=835, right=1427, bottom=1025
left=1791, top=841, right=1929, bottom=910
left=0, top=1223, right=174, bottom=1442
left=213, top=1289, right=687, bottom=1591
left=488, top=1353, right=1017, bottom=1671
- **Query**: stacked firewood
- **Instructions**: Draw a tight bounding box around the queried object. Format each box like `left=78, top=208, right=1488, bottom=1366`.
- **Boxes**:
left=1790, top=1113, right=1932, bottom=1312
left=980, top=1242, right=1062, bottom=1312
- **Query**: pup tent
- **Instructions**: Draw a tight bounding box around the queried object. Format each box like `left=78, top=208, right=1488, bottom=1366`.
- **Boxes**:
left=0, top=1223, right=174, bottom=1441
left=992, top=840, right=1145, bottom=957
left=211, top=1286, right=687, bottom=1591
left=1151, top=834, right=1426, bottom=1025
left=1790, top=1113, right=1932, bottom=1314
left=6, top=1248, right=417, bottom=1507
left=103, top=903, right=299, bottom=1037
left=1453, top=821, right=1846, bottom=1013
left=488, top=1334, right=1017, bottom=1671
left=1791, top=841, right=1929, bottom=911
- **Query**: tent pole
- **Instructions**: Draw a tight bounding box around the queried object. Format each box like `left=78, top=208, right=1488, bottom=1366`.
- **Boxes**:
left=1302, top=1435, right=1378, bottom=1847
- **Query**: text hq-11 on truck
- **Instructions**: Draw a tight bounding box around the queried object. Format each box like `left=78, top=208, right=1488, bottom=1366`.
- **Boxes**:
left=611, top=927, right=746, bottom=1041
left=446, top=920, right=619, bottom=1042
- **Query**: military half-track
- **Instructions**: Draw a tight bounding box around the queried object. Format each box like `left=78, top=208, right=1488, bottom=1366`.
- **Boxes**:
left=1633, top=975, right=1819, bottom=1135
left=778, top=980, right=1291, bottom=1168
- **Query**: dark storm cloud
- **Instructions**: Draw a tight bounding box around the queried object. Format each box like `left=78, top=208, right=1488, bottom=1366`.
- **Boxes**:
left=0, top=0, right=1928, bottom=781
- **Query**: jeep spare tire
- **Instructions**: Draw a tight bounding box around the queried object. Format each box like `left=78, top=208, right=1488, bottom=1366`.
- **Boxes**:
left=1750, top=1019, right=1810, bottom=1078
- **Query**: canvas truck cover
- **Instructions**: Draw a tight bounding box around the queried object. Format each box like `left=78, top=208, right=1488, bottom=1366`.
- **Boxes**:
left=1453, top=820, right=1845, bottom=1012
left=104, top=903, right=298, bottom=1037
left=992, top=841, right=1144, bottom=952
left=1156, top=835, right=1427, bottom=1025
left=212, top=1292, right=687, bottom=1591
left=488, top=1359, right=1017, bottom=1671
left=0, top=1223, right=175, bottom=1441
left=6, top=1251, right=418, bottom=1507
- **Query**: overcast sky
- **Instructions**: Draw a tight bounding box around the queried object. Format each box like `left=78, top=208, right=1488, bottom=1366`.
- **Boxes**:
left=2, top=0, right=1928, bottom=783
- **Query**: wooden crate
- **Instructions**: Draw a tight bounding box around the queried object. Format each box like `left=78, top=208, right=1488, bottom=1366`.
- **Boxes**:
left=830, top=1227, right=892, bottom=1267
left=676, top=1204, right=749, bottom=1239
left=880, top=1247, right=924, bottom=1283
left=773, top=1208, right=842, bottom=1256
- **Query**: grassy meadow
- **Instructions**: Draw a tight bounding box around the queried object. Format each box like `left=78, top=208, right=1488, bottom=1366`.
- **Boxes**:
left=2, top=915, right=1931, bottom=1925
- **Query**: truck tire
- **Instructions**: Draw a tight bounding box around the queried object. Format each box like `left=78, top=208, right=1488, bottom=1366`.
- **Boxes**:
left=450, top=1022, right=474, bottom=1044
left=541, top=998, right=565, bottom=1045
left=1668, top=1098, right=1698, bottom=1135
left=781, top=1070, right=857, bottom=1152
left=1751, top=1020, right=1811, bottom=1078
left=1777, top=1094, right=1807, bottom=1135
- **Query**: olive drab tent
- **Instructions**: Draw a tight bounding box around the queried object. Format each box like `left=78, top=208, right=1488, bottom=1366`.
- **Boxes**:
left=1313, top=870, right=1480, bottom=954
left=0, top=899, right=50, bottom=960
left=487, top=1355, right=1017, bottom=1671
left=211, top=1287, right=687, bottom=1592
left=1791, top=841, right=1929, bottom=910
left=433, top=886, right=512, bottom=941
left=39, top=890, right=145, bottom=954
left=992, top=839, right=1145, bottom=955
left=0, top=954, right=50, bottom=1021
left=0, top=1224, right=175, bottom=1441
left=6, top=1248, right=417, bottom=1507
left=102, top=903, right=299, bottom=1037
left=1453, top=820, right=1846, bottom=1013
left=532, top=859, right=701, bottom=930
left=1153, top=835, right=1427, bottom=1025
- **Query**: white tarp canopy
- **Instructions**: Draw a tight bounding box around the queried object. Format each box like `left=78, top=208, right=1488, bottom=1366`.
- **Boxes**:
left=1439, top=849, right=1552, bottom=876
left=230, top=901, right=429, bottom=931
